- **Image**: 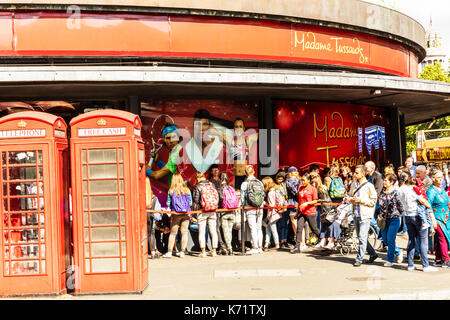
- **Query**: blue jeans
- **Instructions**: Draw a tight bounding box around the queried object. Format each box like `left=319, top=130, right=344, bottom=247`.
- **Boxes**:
left=405, top=216, right=429, bottom=268
left=385, top=217, right=401, bottom=263
left=278, top=210, right=291, bottom=242
left=354, top=217, right=377, bottom=263
left=371, top=210, right=381, bottom=241
left=316, top=207, right=322, bottom=233
left=265, top=220, right=280, bottom=245
left=400, top=214, right=407, bottom=233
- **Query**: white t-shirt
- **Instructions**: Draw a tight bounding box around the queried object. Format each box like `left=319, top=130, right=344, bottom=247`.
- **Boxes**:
left=397, top=185, right=420, bottom=217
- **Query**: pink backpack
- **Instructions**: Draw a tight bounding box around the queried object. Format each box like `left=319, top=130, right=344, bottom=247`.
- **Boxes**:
left=222, top=185, right=239, bottom=209
left=200, top=182, right=219, bottom=212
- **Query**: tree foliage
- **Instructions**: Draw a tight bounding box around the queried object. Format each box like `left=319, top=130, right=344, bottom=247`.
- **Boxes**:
left=405, top=62, right=450, bottom=156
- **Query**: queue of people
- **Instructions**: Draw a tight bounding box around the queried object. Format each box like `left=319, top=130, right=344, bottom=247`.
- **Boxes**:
left=146, top=159, right=450, bottom=272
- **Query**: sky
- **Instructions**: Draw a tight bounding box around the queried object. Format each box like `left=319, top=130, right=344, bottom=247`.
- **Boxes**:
left=365, top=0, right=450, bottom=57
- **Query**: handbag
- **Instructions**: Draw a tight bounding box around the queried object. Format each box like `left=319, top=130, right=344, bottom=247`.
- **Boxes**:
left=324, top=208, right=339, bottom=224
left=376, top=213, right=386, bottom=230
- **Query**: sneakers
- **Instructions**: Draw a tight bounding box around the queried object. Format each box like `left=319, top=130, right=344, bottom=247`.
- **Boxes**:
left=162, top=252, right=172, bottom=258
left=395, top=250, right=404, bottom=264
left=423, top=266, right=438, bottom=272
left=384, top=262, right=394, bottom=267
left=210, top=250, right=217, bottom=257
left=324, top=243, right=335, bottom=250
left=175, top=251, right=185, bottom=258
left=442, top=261, right=450, bottom=268
left=407, top=266, right=417, bottom=271
left=433, top=261, right=443, bottom=267
left=421, top=222, right=431, bottom=230
left=200, top=251, right=207, bottom=258
left=353, top=261, right=362, bottom=267
left=246, top=248, right=259, bottom=255
left=257, top=248, right=263, bottom=254
left=290, top=247, right=301, bottom=254
left=368, top=254, right=379, bottom=264
left=300, top=244, right=308, bottom=251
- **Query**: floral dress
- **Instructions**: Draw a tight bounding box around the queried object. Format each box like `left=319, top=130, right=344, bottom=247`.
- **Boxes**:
left=378, top=189, right=404, bottom=219
left=427, top=185, right=450, bottom=244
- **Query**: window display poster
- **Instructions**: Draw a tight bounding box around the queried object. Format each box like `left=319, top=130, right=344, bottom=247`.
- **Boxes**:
left=141, top=99, right=259, bottom=206
left=273, top=100, right=391, bottom=173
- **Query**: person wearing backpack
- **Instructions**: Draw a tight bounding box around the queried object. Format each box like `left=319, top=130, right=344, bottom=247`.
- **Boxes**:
left=284, top=167, right=301, bottom=248
left=262, top=177, right=282, bottom=250
left=163, top=173, right=193, bottom=258
left=218, top=173, right=239, bottom=255
left=328, top=164, right=346, bottom=203
left=240, top=165, right=265, bottom=255
left=193, top=172, right=219, bottom=257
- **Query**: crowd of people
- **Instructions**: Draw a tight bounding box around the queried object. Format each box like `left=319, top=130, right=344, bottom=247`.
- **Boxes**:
left=146, top=156, right=450, bottom=272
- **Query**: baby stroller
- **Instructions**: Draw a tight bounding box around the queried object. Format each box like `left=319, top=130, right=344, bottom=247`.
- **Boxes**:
left=334, top=203, right=379, bottom=256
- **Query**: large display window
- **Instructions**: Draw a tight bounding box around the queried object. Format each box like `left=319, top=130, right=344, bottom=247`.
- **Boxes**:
left=141, top=99, right=259, bottom=205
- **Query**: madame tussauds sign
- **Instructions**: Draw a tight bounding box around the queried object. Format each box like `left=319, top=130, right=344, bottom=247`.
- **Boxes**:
left=293, top=31, right=370, bottom=64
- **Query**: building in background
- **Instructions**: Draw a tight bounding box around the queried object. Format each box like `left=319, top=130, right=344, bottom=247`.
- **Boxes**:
left=419, top=18, right=449, bottom=73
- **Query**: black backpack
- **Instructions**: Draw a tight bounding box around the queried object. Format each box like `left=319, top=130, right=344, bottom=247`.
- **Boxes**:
left=246, top=179, right=265, bottom=207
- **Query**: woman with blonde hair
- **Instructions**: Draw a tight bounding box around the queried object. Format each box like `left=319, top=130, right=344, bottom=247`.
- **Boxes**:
left=262, top=176, right=282, bottom=250
left=163, top=173, right=192, bottom=258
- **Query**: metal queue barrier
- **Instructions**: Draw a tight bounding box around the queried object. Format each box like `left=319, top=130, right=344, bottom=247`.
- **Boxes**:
left=0, top=111, right=70, bottom=296
left=70, top=110, right=148, bottom=294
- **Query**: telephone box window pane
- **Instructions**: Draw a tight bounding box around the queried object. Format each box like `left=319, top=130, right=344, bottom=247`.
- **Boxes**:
left=38, top=151, right=42, bottom=164
left=3, top=231, right=9, bottom=243
left=8, top=167, right=38, bottom=180
left=120, top=227, right=126, bottom=240
left=40, top=244, right=45, bottom=258
left=121, top=242, right=126, bottom=256
left=84, top=228, right=90, bottom=241
left=85, top=259, right=91, bottom=273
left=85, top=244, right=90, bottom=257
left=26, top=213, right=39, bottom=226
left=7, top=182, right=41, bottom=196
left=82, top=165, right=87, bottom=179
left=11, top=245, right=22, bottom=258
left=120, top=211, right=125, bottom=224
left=119, top=164, right=123, bottom=178
left=119, top=180, right=124, bottom=193
left=90, top=211, right=119, bottom=225
left=91, top=258, right=120, bottom=273
left=118, top=148, right=123, bottom=162
left=91, top=242, right=120, bottom=257
left=40, top=229, right=45, bottom=241
left=91, top=227, right=119, bottom=241
left=89, top=164, right=118, bottom=179
left=120, top=196, right=124, bottom=209
left=122, top=258, right=126, bottom=272
left=90, top=195, right=118, bottom=210
left=12, top=261, right=39, bottom=275
left=4, top=262, right=9, bottom=275
left=4, top=246, right=10, bottom=258
left=2, top=152, right=6, bottom=165
left=89, top=180, right=118, bottom=194
left=82, top=181, right=87, bottom=195
left=38, top=167, right=43, bottom=179
left=9, top=198, right=37, bottom=211
left=3, top=199, right=7, bottom=211
left=88, top=149, right=117, bottom=163
left=8, top=151, right=37, bottom=165
left=83, top=212, right=89, bottom=226
left=39, top=213, right=44, bottom=226
left=82, top=150, right=87, bottom=164
left=41, top=260, right=46, bottom=273
left=83, top=197, right=88, bottom=210
left=2, top=168, right=6, bottom=180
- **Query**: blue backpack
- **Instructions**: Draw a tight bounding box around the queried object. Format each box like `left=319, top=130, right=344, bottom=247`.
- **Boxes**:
left=329, top=177, right=346, bottom=199
left=171, top=190, right=191, bottom=213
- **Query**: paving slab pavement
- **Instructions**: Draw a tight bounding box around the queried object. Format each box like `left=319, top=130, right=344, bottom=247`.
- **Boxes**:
left=5, top=234, right=450, bottom=300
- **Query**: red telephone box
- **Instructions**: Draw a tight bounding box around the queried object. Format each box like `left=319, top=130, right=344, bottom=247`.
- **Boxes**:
left=70, top=109, right=148, bottom=294
left=0, top=111, right=70, bottom=296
